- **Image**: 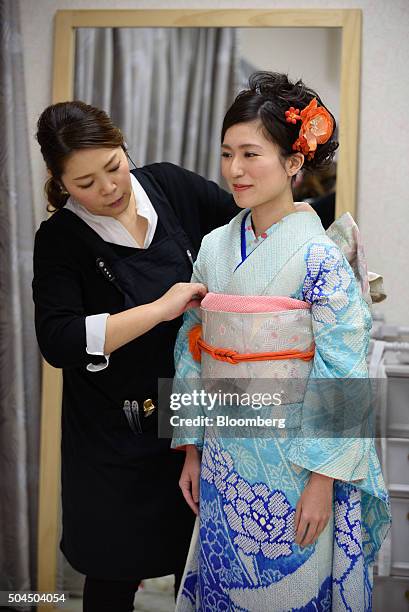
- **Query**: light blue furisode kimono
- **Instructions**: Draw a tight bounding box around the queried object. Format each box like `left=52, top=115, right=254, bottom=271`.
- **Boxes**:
left=172, top=210, right=391, bottom=612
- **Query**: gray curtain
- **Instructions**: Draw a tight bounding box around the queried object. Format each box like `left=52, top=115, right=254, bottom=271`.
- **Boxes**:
left=0, top=0, right=41, bottom=598
left=74, top=27, right=237, bottom=184
left=238, top=56, right=259, bottom=90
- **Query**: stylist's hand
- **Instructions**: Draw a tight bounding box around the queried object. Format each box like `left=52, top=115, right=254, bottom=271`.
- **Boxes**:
left=155, top=282, right=207, bottom=322
left=179, top=444, right=201, bottom=515
left=294, top=472, right=333, bottom=547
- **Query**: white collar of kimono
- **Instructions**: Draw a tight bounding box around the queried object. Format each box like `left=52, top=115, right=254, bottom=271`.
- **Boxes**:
left=65, top=173, right=158, bottom=249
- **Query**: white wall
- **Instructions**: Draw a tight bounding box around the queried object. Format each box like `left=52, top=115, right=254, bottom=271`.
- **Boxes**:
left=19, top=0, right=409, bottom=325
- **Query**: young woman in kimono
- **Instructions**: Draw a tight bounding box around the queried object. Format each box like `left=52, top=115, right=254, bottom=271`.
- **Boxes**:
left=172, top=72, right=391, bottom=611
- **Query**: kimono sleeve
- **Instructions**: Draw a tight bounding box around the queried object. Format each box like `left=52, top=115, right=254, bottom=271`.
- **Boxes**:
left=286, top=240, right=373, bottom=482
left=171, top=245, right=207, bottom=451
left=32, top=223, right=90, bottom=369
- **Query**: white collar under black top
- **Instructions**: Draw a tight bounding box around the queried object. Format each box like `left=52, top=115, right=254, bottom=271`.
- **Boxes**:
left=65, top=173, right=158, bottom=248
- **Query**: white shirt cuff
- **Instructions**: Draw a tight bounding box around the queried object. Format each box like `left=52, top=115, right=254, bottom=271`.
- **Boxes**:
left=85, top=313, right=111, bottom=372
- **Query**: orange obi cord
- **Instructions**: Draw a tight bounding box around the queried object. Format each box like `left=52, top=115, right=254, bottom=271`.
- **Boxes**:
left=188, top=324, right=315, bottom=365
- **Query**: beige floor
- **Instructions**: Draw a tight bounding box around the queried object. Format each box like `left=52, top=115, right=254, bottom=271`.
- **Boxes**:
left=60, top=576, right=175, bottom=612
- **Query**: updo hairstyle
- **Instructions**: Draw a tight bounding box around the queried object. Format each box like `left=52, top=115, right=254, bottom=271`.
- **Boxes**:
left=36, top=101, right=125, bottom=212
left=222, top=72, right=338, bottom=173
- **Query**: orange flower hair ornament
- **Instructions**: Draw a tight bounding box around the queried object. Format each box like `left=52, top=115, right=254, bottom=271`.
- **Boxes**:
left=286, top=98, right=334, bottom=160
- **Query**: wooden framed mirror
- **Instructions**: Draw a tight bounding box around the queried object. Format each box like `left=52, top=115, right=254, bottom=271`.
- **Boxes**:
left=38, top=9, right=361, bottom=610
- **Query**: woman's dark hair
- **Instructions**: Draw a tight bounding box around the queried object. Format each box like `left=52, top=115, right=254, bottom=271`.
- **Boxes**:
left=222, top=72, right=338, bottom=173
left=36, top=100, right=125, bottom=212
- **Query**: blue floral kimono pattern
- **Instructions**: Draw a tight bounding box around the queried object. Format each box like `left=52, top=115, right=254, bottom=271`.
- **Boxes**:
left=172, top=210, right=391, bottom=612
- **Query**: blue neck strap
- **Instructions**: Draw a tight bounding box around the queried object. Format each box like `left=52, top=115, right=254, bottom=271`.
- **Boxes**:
left=235, top=210, right=251, bottom=272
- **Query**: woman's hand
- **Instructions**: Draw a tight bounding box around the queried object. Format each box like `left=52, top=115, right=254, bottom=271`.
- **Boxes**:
left=104, top=282, right=206, bottom=354
left=179, top=444, right=201, bottom=515
left=294, top=472, right=333, bottom=547
left=155, top=282, right=207, bottom=322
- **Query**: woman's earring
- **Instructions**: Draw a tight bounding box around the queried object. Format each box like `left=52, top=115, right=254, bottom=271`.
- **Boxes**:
left=59, top=183, right=69, bottom=195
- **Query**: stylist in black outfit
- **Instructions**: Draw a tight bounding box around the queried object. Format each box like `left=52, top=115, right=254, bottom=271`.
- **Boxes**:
left=33, top=101, right=238, bottom=612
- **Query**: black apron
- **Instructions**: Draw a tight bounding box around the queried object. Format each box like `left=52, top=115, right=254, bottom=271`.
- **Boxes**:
left=60, top=170, right=196, bottom=580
